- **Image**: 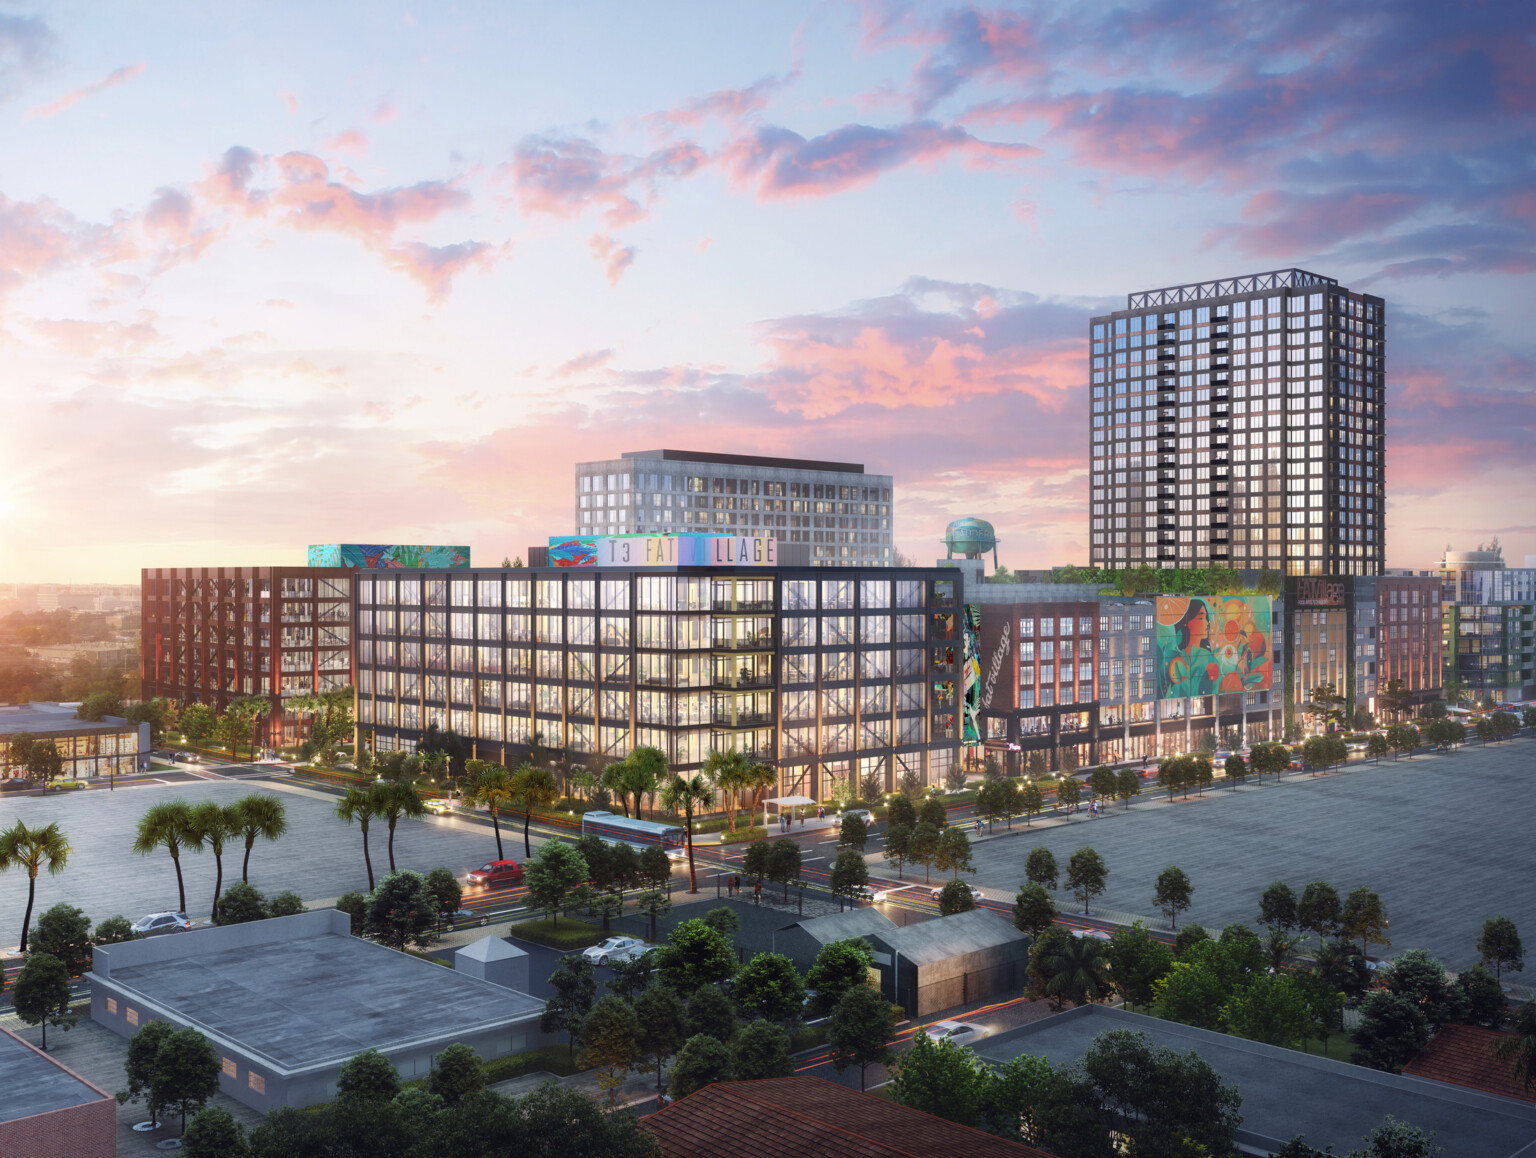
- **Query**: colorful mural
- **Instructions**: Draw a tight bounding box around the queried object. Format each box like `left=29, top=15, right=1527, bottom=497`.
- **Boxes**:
left=1155, top=595, right=1273, bottom=698
left=307, top=544, right=471, bottom=569
left=548, top=537, right=599, bottom=567
left=961, top=603, right=982, bottom=746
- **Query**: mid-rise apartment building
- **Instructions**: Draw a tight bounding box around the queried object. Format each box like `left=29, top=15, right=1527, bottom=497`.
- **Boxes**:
left=1434, top=549, right=1536, bottom=704
left=353, top=534, right=957, bottom=804
left=575, top=450, right=894, bottom=567
left=1088, top=269, right=1385, bottom=578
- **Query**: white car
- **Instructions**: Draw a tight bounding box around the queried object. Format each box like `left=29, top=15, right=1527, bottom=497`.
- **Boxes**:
left=582, top=936, right=648, bottom=966
left=929, top=883, right=985, bottom=903
left=927, top=1021, right=983, bottom=1045
left=835, top=809, right=874, bottom=828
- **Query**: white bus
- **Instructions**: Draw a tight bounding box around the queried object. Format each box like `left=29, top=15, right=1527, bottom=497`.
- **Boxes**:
left=581, top=811, right=687, bottom=860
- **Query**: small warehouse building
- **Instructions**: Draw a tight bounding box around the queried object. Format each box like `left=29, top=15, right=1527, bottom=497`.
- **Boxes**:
left=0, top=1025, right=115, bottom=1158
left=0, top=701, right=148, bottom=782
left=88, top=909, right=544, bottom=1113
left=775, top=908, right=1030, bottom=1016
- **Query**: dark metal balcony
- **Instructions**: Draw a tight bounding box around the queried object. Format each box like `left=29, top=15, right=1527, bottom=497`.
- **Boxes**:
left=713, top=710, right=775, bottom=728
left=711, top=599, right=775, bottom=613
left=711, top=635, right=775, bottom=652
left=713, top=671, right=774, bottom=690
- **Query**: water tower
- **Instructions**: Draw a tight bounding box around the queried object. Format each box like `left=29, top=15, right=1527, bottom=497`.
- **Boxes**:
left=944, top=518, right=999, bottom=569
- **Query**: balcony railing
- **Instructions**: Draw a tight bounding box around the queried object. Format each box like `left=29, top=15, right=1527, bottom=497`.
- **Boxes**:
left=710, top=635, right=775, bottom=652
left=711, top=599, right=775, bottom=613
left=712, top=710, right=775, bottom=728
left=713, top=672, right=774, bottom=689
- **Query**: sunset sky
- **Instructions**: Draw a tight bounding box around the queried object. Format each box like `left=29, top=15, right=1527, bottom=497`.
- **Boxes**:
left=2, top=1, right=1532, bottom=583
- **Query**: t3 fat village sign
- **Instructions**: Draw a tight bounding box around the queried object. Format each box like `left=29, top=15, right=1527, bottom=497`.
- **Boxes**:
left=548, top=533, right=780, bottom=568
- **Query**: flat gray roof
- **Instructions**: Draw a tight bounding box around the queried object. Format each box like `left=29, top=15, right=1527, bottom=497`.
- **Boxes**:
left=779, top=908, right=896, bottom=946
left=0, top=703, right=132, bottom=737
left=101, top=931, right=543, bottom=1075
left=0, top=1026, right=108, bottom=1122
left=975, top=1007, right=1536, bottom=1158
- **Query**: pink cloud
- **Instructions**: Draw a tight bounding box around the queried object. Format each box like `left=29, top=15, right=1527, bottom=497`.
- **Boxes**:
left=723, top=121, right=1034, bottom=200
left=555, top=348, right=615, bottom=376
left=280, top=90, right=298, bottom=116
left=26, top=62, right=145, bottom=119
left=588, top=234, right=636, bottom=286
left=509, top=135, right=707, bottom=227
left=371, top=100, right=397, bottom=124
left=642, top=69, right=799, bottom=135
left=325, top=129, right=369, bottom=156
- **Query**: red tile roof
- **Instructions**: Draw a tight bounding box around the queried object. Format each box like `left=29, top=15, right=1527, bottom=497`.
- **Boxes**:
left=1403, top=1024, right=1535, bottom=1103
left=640, top=1077, right=1052, bottom=1158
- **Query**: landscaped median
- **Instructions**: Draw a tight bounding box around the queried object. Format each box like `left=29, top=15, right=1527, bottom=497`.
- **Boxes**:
left=508, top=917, right=611, bottom=951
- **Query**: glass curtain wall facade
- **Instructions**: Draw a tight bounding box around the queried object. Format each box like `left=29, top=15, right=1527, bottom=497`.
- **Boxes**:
left=354, top=566, right=958, bottom=803
left=1089, top=269, right=1385, bottom=578
left=140, top=566, right=354, bottom=745
left=575, top=449, right=895, bottom=567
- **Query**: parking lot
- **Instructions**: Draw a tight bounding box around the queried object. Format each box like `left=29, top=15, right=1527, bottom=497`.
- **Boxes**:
left=0, top=776, right=544, bottom=943
left=966, top=738, right=1535, bottom=978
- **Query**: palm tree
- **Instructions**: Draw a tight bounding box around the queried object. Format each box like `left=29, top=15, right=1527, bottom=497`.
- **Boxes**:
left=230, top=793, right=288, bottom=882
left=1036, top=934, right=1113, bottom=1010
left=189, top=802, right=241, bottom=921
left=0, top=821, right=70, bottom=952
left=659, top=773, right=712, bottom=893
left=601, top=761, right=631, bottom=816
left=511, top=763, right=559, bottom=859
left=1492, top=1001, right=1536, bottom=1094
left=466, top=764, right=514, bottom=861
left=744, top=761, right=777, bottom=827
left=132, top=800, right=201, bottom=915
left=334, top=787, right=379, bottom=890
left=702, top=749, right=748, bottom=833
left=369, top=780, right=425, bottom=872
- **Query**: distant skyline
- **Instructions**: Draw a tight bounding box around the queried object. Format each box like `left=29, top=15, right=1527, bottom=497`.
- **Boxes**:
left=1, top=2, right=1531, bottom=583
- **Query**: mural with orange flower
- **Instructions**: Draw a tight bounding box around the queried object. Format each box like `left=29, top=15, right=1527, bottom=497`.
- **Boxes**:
left=1155, top=595, right=1272, bottom=698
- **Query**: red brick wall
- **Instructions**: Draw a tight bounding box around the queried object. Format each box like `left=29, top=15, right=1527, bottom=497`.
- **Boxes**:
left=0, top=1092, right=115, bottom=1158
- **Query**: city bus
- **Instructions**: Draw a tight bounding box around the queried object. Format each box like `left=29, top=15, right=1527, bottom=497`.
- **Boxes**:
left=581, top=811, right=687, bottom=860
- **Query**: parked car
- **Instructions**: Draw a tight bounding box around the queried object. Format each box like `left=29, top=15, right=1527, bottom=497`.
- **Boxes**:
left=835, top=809, right=874, bottom=828
left=466, top=860, right=523, bottom=888
left=926, top=1020, right=983, bottom=1044
left=929, top=883, right=985, bottom=903
left=425, top=798, right=455, bottom=816
left=132, top=912, right=192, bottom=937
left=582, top=936, right=649, bottom=966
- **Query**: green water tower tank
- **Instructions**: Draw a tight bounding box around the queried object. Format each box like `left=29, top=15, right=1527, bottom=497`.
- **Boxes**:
left=944, top=518, right=999, bottom=568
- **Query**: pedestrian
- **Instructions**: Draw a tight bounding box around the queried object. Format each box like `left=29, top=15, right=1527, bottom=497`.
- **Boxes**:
left=733, top=874, right=741, bottom=895
left=799, top=810, right=804, bottom=826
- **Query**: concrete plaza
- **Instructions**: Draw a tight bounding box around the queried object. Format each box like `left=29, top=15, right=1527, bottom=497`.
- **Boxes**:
left=966, top=737, right=1535, bottom=979
left=0, top=776, right=547, bottom=941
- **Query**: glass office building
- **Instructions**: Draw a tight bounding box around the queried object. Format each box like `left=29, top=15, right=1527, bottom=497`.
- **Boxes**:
left=1089, top=269, right=1385, bottom=578
left=353, top=548, right=960, bottom=804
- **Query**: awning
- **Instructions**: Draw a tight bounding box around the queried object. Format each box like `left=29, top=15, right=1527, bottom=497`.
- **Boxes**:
left=764, top=795, right=816, bottom=808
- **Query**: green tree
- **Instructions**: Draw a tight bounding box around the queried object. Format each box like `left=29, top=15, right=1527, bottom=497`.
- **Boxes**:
left=1352, top=990, right=1430, bottom=1072
left=1066, top=846, right=1108, bottom=915
left=511, top=763, right=560, bottom=859
left=228, top=793, right=287, bottom=884
left=524, top=840, right=589, bottom=925
left=542, top=954, right=597, bottom=1062
left=32, top=903, right=92, bottom=976
left=1491, top=1001, right=1536, bottom=1094
left=732, top=952, right=805, bottom=1024
left=266, top=891, right=304, bottom=917
left=1154, top=959, right=1228, bottom=1030
left=765, top=835, right=802, bottom=901
left=124, top=698, right=173, bottom=748
left=1456, top=964, right=1507, bottom=1029
left=12, top=951, right=75, bottom=1049
left=1115, top=768, right=1139, bottom=809
left=153, top=1025, right=222, bottom=1132
left=182, top=1105, right=249, bottom=1157
left=1342, top=886, right=1392, bottom=959
left=369, top=779, right=426, bottom=873
left=1477, top=915, right=1524, bottom=982
left=336, top=1047, right=401, bottom=1102
left=1035, top=933, right=1113, bottom=1009
left=829, top=848, right=870, bottom=909
left=1259, top=880, right=1299, bottom=936
left=1022, top=778, right=1046, bottom=822
left=1316, top=938, right=1373, bottom=1007
left=425, top=865, right=464, bottom=922
left=937, top=878, right=978, bottom=915
left=365, top=870, right=439, bottom=949
left=333, top=891, right=367, bottom=936
left=132, top=799, right=202, bottom=916
left=465, top=763, right=514, bottom=861
left=837, top=810, right=869, bottom=851
left=886, top=794, right=917, bottom=831
left=117, top=1019, right=177, bottom=1127
left=334, top=786, right=379, bottom=891
left=656, top=918, right=735, bottom=996
left=179, top=703, right=217, bottom=746
left=908, top=821, right=941, bottom=884
left=1152, top=865, right=1193, bottom=929
left=883, top=821, right=912, bottom=879
left=1026, top=750, right=1048, bottom=781
left=918, top=796, right=948, bottom=828
left=580, top=995, right=642, bottom=1106
left=731, top=1018, right=793, bottom=1080
left=1224, top=973, right=1313, bottom=1048
left=608, top=950, right=659, bottom=1003
left=1174, top=923, right=1211, bottom=957
left=1012, top=882, right=1058, bottom=938
left=94, top=914, right=139, bottom=945
left=635, top=984, right=688, bottom=1091
left=634, top=889, right=672, bottom=943
left=1157, top=755, right=1186, bottom=801
left=1380, top=949, right=1468, bottom=1031
left=24, top=739, right=64, bottom=787
left=701, top=748, right=749, bottom=834
left=1025, top=846, right=1058, bottom=891
left=685, top=984, right=737, bottom=1043
left=828, top=984, right=899, bottom=1091
left=669, top=1033, right=732, bottom=1097
left=805, top=937, right=876, bottom=1017
left=1106, top=922, right=1173, bottom=1011
left=1367, top=733, right=1390, bottom=762
left=659, top=772, right=712, bottom=893
left=1298, top=880, right=1343, bottom=954
left=0, top=820, right=71, bottom=953
left=1225, top=753, right=1247, bottom=787
left=212, top=881, right=266, bottom=926
left=1056, top=773, right=1082, bottom=811
left=189, top=801, right=240, bottom=921
left=935, top=826, right=974, bottom=880
left=1089, top=765, right=1117, bottom=806
left=889, top=1028, right=991, bottom=1128
left=1386, top=723, right=1420, bottom=758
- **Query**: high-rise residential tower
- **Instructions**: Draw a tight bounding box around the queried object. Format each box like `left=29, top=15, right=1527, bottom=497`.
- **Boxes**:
left=574, top=449, right=895, bottom=567
left=1088, top=269, right=1385, bottom=577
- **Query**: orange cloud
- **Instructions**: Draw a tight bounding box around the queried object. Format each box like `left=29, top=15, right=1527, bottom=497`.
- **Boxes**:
left=26, top=63, right=145, bottom=119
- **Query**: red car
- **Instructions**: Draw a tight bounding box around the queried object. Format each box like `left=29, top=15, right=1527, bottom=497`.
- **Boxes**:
left=467, top=859, right=523, bottom=888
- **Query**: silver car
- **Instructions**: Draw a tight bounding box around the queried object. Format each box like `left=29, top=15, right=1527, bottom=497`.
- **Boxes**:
left=581, top=936, right=648, bottom=966
left=132, top=912, right=192, bottom=936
